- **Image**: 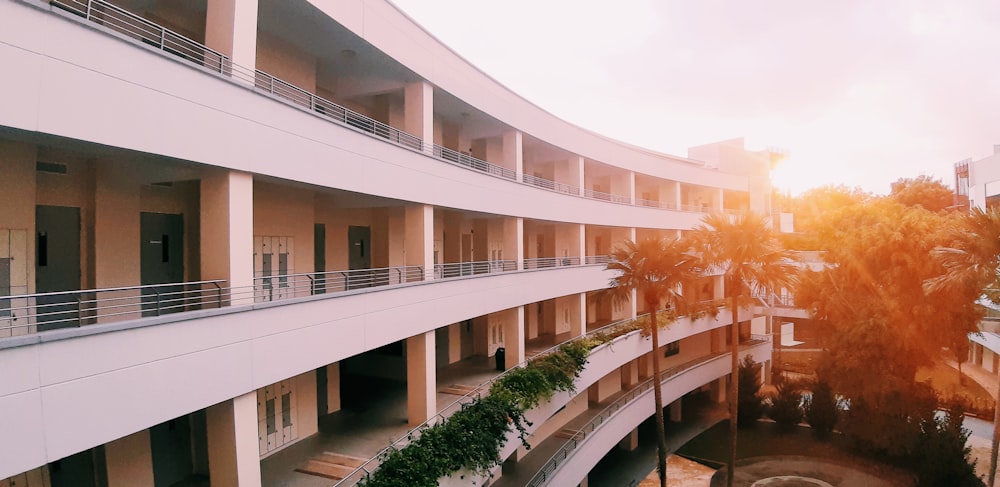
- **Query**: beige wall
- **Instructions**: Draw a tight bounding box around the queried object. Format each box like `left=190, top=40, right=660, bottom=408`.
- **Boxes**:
left=256, top=32, right=316, bottom=92
left=254, top=181, right=315, bottom=276
left=105, top=430, right=154, bottom=487
left=0, top=141, right=37, bottom=295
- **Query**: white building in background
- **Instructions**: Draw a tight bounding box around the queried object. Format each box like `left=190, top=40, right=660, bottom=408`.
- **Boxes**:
left=0, top=1, right=774, bottom=485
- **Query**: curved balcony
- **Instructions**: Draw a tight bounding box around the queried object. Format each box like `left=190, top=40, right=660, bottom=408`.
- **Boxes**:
left=335, top=306, right=747, bottom=486
left=526, top=340, right=770, bottom=487
left=33, top=0, right=737, bottom=220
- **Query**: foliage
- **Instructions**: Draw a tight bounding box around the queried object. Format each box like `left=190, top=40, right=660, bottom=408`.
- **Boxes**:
left=361, top=341, right=591, bottom=487
left=737, top=355, right=765, bottom=428
left=910, top=403, right=983, bottom=487
left=776, top=185, right=871, bottom=250
left=803, top=380, right=839, bottom=439
left=767, top=377, right=804, bottom=432
left=890, top=175, right=957, bottom=214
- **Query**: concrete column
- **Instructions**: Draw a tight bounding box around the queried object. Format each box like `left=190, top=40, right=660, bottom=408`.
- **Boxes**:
left=407, top=331, right=436, bottom=426
left=714, top=275, right=725, bottom=300
left=674, top=181, right=683, bottom=210
left=714, top=188, right=725, bottom=213
left=630, top=289, right=638, bottom=319
left=620, top=360, right=639, bottom=388
left=207, top=392, right=262, bottom=487
left=405, top=205, right=434, bottom=280
left=712, top=376, right=727, bottom=403
left=669, top=399, right=682, bottom=422
left=618, top=428, right=639, bottom=452
left=448, top=323, right=462, bottom=364
left=105, top=430, right=154, bottom=487
left=205, top=0, right=258, bottom=75
left=576, top=224, right=586, bottom=261
left=94, top=160, right=140, bottom=290
left=201, top=170, right=254, bottom=302
left=503, top=306, right=526, bottom=369
left=404, top=81, right=434, bottom=144
left=569, top=293, right=586, bottom=339
left=573, top=156, right=585, bottom=195
left=325, top=362, right=341, bottom=413
left=503, top=217, right=524, bottom=270
left=503, top=129, right=524, bottom=176
left=627, top=171, right=636, bottom=205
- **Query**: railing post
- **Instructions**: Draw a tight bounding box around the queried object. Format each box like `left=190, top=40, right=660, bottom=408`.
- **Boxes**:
left=85, top=0, right=93, bottom=20
left=159, top=26, right=166, bottom=51
left=76, top=294, right=83, bottom=327
left=154, top=289, right=161, bottom=316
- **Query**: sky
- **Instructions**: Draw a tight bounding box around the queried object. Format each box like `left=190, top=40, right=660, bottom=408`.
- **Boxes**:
left=390, top=0, right=1000, bottom=195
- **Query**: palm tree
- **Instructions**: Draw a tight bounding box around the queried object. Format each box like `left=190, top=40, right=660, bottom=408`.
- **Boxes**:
left=691, top=212, right=798, bottom=487
left=926, top=207, right=1000, bottom=486
left=606, top=237, right=701, bottom=487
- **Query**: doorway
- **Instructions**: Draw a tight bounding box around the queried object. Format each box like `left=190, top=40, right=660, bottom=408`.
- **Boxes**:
left=35, top=205, right=81, bottom=330
left=140, top=213, right=184, bottom=315
left=347, top=226, right=371, bottom=289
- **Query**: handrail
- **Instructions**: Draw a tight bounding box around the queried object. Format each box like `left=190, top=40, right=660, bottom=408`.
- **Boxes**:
left=433, top=260, right=516, bottom=279
left=330, top=315, right=644, bottom=487
left=523, top=256, right=582, bottom=269
left=47, top=0, right=732, bottom=215
left=526, top=339, right=771, bottom=486
left=585, top=255, right=612, bottom=265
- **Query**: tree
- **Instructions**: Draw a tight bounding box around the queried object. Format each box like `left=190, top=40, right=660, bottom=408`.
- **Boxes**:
left=737, top=355, right=765, bottom=427
left=691, top=212, right=798, bottom=487
left=605, top=237, right=700, bottom=487
left=768, top=375, right=804, bottom=432
left=925, top=207, right=1000, bottom=485
left=890, top=175, right=957, bottom=213
left=804, top=379, right=839, bottom=439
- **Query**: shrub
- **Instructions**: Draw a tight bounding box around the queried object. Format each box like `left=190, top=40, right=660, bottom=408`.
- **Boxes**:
left=768, top=378, right=804, bottom=432
left=911, top=403, right=982, bottom=487
left=804, top=379, right=839, bottom=439
left=737, top=355, right=765, bottom=427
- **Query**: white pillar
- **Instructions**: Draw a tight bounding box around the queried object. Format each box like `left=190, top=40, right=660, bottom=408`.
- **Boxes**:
left=503, top=129, right=524, bottom=176
left=504, top=306, right=526, bottom=369
left=105, top=430, right=154, bottom=487
left=405, top=205, right=434, bottom=280
left=504, top=217, right=524, bottom=270
left=674, top=181, right=683, bottom=210
left=669, top=399, right=682, bottom=422
left=325, top=362, right=341, bottom=414
left=577, top=224, right=586, bottom=262
left=404, top=81, right=434, bottom=145
left=715, top=188, right=725, bottom=213
left=201, top=170, right=254, bottom=302
left=618, top=428, right=639, bottom=452
left=407, top=331, right=436, bottom=426
left=570, top=293, right=586, bottom=338
left=573, top=156, right=585, bottom=195
left=205, top=0, right=258, bottom=76
left=628, top=171, right=636, bottom=205
left=207, top=392, right=262, bottom=487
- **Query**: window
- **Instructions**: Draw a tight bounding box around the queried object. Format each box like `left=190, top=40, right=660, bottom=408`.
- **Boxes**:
left=664, top=341, right=680, bottom=357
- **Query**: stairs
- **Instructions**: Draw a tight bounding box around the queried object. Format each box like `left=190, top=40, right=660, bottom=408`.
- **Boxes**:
left=294, top=452, right=368, bottom=480
left=438, top=383, right=478, bottom=396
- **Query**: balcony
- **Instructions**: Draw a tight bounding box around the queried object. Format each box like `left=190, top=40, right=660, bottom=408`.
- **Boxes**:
left=41, top=0, right=724, bottom=218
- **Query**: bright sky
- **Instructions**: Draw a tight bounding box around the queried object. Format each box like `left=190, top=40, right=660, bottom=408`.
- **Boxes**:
left=390, top=0, right=1000, bottom=195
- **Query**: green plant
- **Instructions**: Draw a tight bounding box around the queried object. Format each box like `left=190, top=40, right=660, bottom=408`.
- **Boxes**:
left=804, top=379, right=839, bottom=439
left=768, top=378, right=804, bottom=432
left=737, top=355, right=765, bottom=427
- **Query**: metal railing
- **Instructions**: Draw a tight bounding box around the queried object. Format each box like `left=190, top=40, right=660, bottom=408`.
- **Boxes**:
left=433, top=260, right=516, bottom=279
left=753, top=292, right=796, bottom=308
left=522, top=174, right=579, bottom=195
left=251, top=266, right=426, bottom=302
left=585, top=255, right=612, bottom=265
left=48, top=0, right=737, bottom=217
left=526, top=339, right=770, bottom=486
left=523, top=256, right=582, bottom=269
left=0, top=280, right=225, bottom=334
left=582, top=188, right=631, bottom=205
left=331, top=316, right=644, bottom=487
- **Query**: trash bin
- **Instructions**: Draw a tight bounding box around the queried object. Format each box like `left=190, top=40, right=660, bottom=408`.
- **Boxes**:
left=495, top=347, right=506, bottom=371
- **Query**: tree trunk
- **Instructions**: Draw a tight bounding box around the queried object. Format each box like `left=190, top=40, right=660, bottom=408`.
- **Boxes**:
left=990, top=375, right=1000, bottom=487
left=727, top=290, right=740, bottom=487
left=649, top=302, right=668, bottom=487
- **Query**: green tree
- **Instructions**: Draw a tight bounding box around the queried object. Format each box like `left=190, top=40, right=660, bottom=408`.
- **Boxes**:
left=605, top=237, right=701, bottom=487
left=737, top=355, right=765, bottom=427
left=768, top=375, right=804, bottom=432
left=804, top=379, right=839, bottom=439
left=691, top=212, right=798, bottom=487
left=925, top=207, right=1000, bottom=484
left=890, top=175, right=957, bottom=213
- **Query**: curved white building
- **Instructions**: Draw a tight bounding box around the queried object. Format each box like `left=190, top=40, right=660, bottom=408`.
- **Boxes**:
left=0, top=0, right=775, bottom=485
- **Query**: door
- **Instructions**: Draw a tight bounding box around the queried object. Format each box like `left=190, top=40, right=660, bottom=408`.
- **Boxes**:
left=140, top=213, right=184, bottom=315
left=150, top=415, right=193, bottom=487
left=435, top=326, right=449, bottom=367
left=258, top=380, right=297, bottom=455
left=35, top=206, right=81, bottom=330
left=314, top=224, right=326, bottom=294
left=49, top=448, right=100, bottom=487
left=0, top=229, right=28, bottom=337
left=347, top=226, right=371, bottom=289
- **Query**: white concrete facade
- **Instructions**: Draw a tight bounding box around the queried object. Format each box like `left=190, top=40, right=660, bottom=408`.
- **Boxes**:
left=0, top=0, right=776, bottom=484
